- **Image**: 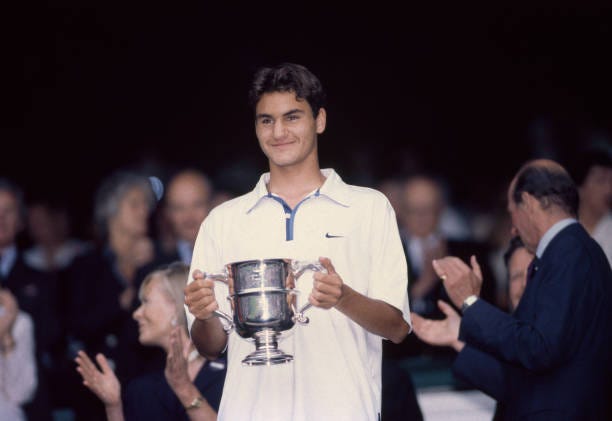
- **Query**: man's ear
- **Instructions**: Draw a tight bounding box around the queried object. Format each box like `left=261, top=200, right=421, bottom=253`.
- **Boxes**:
left=315, top=108, right=326, bottom=134
left=522, top=191, right=544, bottom=213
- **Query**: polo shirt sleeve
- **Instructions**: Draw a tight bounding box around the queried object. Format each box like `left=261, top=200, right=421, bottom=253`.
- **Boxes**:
left=367, top=195, right=411, bottom=327
left=186, top=209, right=231, bottom=332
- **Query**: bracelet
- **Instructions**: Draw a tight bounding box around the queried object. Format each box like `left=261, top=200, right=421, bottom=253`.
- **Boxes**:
left=185, top=395, right=204, bottom=410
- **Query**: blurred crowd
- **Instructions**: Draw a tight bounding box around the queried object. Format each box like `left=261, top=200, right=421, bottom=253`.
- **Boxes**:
left=0, top=140, right=610, bottom=420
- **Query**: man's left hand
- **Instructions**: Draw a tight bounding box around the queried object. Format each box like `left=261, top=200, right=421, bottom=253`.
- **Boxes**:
left=310, top=257, right=344, bottom=309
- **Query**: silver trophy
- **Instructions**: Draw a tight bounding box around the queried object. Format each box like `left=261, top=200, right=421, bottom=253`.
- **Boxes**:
left=206, top=258, right=323, bottom=366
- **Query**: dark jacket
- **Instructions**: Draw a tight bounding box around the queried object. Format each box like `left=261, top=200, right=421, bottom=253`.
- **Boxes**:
left=453, top=223, right=612, bottom=420
left=123, top=357, right=227, bottom=421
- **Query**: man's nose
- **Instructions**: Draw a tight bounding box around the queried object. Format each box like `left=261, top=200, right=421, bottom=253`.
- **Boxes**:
left=273, top=121, right=287, bottom=138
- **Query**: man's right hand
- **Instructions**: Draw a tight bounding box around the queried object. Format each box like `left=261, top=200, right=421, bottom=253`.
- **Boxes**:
left=184, top=270, right=219, bottom=321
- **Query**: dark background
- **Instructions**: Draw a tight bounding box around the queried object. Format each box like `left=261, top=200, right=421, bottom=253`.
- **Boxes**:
left=4, top=3, right=612, bottom=236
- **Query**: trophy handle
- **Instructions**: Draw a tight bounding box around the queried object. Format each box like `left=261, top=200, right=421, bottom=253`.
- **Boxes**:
left=291, top=261, right=324, bottom=279
left=290, top=260, right=326, bottom=324
left=213, top=308, right=234, bottom=333
left=204, top=271, right=235, bottom=333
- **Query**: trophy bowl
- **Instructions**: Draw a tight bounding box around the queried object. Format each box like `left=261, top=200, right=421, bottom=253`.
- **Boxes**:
left=208, top=258, right=322, bottom=366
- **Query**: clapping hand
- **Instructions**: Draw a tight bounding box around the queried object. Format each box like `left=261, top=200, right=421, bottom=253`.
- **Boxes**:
left=432, top=255, right=483, bottom=309
left=411, top=300, right=465, bottom=352
left=75, top=350, right=121, bottom=407
left=164, top=326, right=190, bottom=392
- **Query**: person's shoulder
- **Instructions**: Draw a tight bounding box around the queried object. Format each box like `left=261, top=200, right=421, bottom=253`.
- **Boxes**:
left=594, top=212, right=612, bottom=235
left=547, top=223, right=583, bottom=251
left=207, top=190, right=254, bottom=220
left=14, top=310, right=34, bottom=334
left=557, top=222, right=591, bottom=246
left=548, top=222, right=605, bottom=264
left=13, top=252, right=57, bottom=282
left=343, top=183, right=393, bottom=208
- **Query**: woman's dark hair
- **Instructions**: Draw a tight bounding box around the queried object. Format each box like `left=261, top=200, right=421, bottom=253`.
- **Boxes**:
left=512, top=163, right=579, bottom=217
left=248, top=63, right=326, bottom=117
left=569, top=144, right=612, bottom=186
left=0, top=178, right=26, bottom=223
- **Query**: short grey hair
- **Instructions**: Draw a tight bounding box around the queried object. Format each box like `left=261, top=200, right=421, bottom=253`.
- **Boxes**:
left=93, top=170, right=156, bottom=239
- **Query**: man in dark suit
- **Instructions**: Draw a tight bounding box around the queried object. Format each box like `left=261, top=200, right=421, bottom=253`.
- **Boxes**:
left=413, top=159, right=612, bottom=419
left=139, top=168, right=214, bottom=273
left=384, top=173, right=496, bottom=361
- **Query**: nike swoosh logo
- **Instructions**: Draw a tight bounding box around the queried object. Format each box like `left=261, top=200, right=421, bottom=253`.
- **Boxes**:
left=325, top=233, right=344, bottom=238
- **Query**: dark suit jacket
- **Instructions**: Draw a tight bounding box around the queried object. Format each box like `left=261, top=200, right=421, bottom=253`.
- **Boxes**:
left=123, top=356, right=227, bottom=420
left=453, top=223, right=612, bottom=420
left=60, top=247, right=171, bottom=420
left=64, top=247, right=166, bottom=383
left=384, top=235, right=497, bottom=360
left=133, top=246, right=182, bottom=292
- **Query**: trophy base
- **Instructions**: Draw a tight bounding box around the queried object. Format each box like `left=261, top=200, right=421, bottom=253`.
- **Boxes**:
left=242, top=348, right=293, bottom=366
left=242, top=329, right=293, bottom=366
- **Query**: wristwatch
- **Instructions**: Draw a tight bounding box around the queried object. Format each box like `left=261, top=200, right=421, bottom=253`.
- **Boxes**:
left=185, top=396, right=204, bottom=410
left=461, top=295, right=478, bottom=313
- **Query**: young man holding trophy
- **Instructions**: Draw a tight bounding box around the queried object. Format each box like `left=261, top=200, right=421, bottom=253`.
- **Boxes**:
left=184, top=62, right=412, bottom=420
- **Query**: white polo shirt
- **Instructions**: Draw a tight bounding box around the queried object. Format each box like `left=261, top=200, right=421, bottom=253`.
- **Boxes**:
left=187, top=168, right=411, bottom=421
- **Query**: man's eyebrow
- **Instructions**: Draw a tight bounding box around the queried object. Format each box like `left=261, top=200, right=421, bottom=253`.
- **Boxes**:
left=255, top=109, right=304, bottom=120
left=283, top=109, right=304, bottom=117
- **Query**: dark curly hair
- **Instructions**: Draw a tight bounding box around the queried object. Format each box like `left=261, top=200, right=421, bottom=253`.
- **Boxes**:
left=248, top=63, right=326, bottom=118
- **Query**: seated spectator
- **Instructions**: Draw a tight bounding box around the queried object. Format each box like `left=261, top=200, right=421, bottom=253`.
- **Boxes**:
left=482, top=203, right=515, bottom=311
left=75, top=262, right=225, bottom=421
left=410, top=156, right=612, bottom=419
left=24, top=198, right=90, bottom=272
left=410, top=234, right=535, bottom=416
left=0, top=288, right=37, bottom=421
left=396, top=173, right=496, bottom=325
left=0, top=178, right=60, bottom=420
left=503, top=236, right=533, bottom=311
left=61, top=170, right=165, bottom=420
left=148, top=168, right=214, bottom=267
left=492, top=235, right=533, bottom=418
left=569, top=142, right=612, bottom=266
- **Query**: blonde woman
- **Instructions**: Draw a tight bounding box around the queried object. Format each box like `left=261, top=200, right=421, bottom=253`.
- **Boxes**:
left=76, top=262, right=225, bottom=421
